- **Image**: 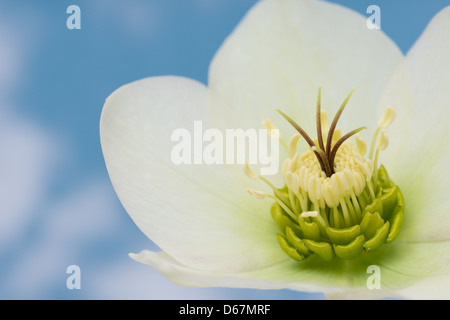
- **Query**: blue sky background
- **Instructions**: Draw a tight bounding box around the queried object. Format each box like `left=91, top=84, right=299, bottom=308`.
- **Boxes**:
left=0, top=0, right=448, bottom=300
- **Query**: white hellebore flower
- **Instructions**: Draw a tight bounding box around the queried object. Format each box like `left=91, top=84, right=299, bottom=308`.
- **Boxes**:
left=100, top=0, right=450, bottom=299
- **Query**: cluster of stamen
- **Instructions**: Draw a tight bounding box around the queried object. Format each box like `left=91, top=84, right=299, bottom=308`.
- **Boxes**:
left=246, top=88, right=404, bottom=262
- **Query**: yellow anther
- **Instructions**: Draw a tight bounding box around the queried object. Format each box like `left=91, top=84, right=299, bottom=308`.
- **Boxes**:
left=308, top=176, right=322, bottom=203
left=285, top=171, right=299, bottom=193
left=332, top=127, right=342, bottom=142
left=333, top=172, right=346, bottom=194
left=243, top=162, right=280, bottom=195
left=352, top=171, right=365, bottom=195
left=300, top=211, right=319, bottom=218
left=330, top=174, right=342, bottom=199
left=355, top=134, right=367, bottom=156
left=378, top=106, right=396, bottom=128
left=262, top=118, right=280, bottom=139
left=353, top=154, right=372, bottom=180
left=291, top=173, right=299, bottom=194
left=365, top=159, right=374, bottom=179
left=377, top=130, right=389, bottom=151
left=281, top=158, right=290, bottom=178
left=243, top=162, right=259, bottom=180
left=343, top=168, right=356, bottom=188
left=263, top=117, right=290, bottom=154
left=298, top=166, right=310, bottom=192
left=320, top=110, right=330, bottom=134
left=247, top=188, right=267, bottom=199
left=290, top=153, right=299, bottom=172
left=336, top=170, right=354, bottom=197
left=288, top=133, right=301, bottom=158
left=323, top=182, right=339, bottom=208
left=369, top=106, right=396, bottom=159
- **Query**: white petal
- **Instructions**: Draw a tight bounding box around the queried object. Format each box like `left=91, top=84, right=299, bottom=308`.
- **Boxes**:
left=100, top=76, right=285, bottom=273
left=129, top=250, right=347, bottom=293
left=208, top=0, right=404, bottom=140
left=381, top=6, right=450, bottom=241
left=131, top=238, right=450, bottom=299
left=397, top=273, right=450, bottom=300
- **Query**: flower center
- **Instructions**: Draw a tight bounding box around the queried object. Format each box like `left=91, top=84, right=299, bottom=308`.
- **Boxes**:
left=246, top=88, right=404, bottom=262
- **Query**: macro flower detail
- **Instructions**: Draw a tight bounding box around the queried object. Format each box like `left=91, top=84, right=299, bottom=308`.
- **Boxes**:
left=100, top=0, right=450, bottom=299
left=246, top=88, right=404, bottom=261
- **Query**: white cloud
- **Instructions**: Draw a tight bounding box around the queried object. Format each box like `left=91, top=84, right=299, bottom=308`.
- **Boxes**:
left=0, top=15, right=60, bottom=248
left=0, top=8, right=122, bottom=299
left=0, top=110, right=61, bottom=245
left=2, top=180, right=122, bottom=298
left=43, top=179, right=120, bottom=243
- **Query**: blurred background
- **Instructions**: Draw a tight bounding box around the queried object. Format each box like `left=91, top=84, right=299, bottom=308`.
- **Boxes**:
left=0, top=0, right=448, bottom=299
